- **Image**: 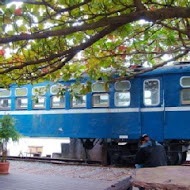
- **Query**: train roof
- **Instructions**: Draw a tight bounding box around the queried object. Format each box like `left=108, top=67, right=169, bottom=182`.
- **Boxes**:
left=140, top=62, right=190, bottom=77
left=8, top=62, right=190, bottom=88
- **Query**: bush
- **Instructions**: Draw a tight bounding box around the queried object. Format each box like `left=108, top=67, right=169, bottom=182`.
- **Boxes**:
left=0, top=115, right=21, bottom=162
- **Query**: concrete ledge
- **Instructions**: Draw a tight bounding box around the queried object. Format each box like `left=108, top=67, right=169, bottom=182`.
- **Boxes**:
left=132, top=166, right=190, bottom=190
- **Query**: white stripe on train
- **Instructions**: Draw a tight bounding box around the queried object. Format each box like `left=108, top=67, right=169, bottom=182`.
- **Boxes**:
left=0, top=106, right=189, bottom=115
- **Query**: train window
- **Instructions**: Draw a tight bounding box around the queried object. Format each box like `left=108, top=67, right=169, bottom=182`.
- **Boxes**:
left=114, top=80, right=131, bottom=107
left=115, top=92, right=130, bottom=107
left=0, top=89, right=11, bottom=97
left=180, top=77, right=190, bottom=88
left=32, top=96, right=46, bottom=109
left=0, top=99, right=11, bottom=110
left=71, top=95, right=86, bottom=108
left=50, top=84, right=65, bottom=95
left=115, top=81, right=131, bottom=91
left=15, top=88, right=28, bottom=96
left=32, top=86, right=46, bottom=96
left=51, top=96, right=65, bottom=108
left=143, top=79, right=160, bottom=106
left=92, top=93, right=109, bottom=107
left=181, top=89, right=190, bottom=105
left=16, top=98, right=28, bottom=109
left=92, top=82, right=106, bottom=92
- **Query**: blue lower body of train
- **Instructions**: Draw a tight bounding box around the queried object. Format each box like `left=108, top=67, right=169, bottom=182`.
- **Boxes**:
left=14, top=112, right=140, bottom=139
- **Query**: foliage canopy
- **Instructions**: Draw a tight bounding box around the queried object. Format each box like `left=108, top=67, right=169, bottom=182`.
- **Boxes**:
left=0, top=0, right=190, bottom=87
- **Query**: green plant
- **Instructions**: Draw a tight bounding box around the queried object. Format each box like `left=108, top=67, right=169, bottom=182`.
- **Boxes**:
left=0, top=115, right=21, bottom=162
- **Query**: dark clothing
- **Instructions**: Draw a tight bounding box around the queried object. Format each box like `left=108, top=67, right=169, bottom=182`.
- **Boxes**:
left=135, top=140, right=167, bottom=167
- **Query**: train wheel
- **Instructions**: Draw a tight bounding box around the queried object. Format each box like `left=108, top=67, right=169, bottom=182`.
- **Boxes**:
left=170, top=152, right=186, bottom=165
left=176, top=152, right=183, bottom=165
left=181, top=151, right=187, bottom=164
left=110, top=152, right=121, bottom=166
left=176, top=151, right=187, bottom=165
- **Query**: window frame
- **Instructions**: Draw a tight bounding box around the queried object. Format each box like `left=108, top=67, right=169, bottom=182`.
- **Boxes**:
left=0, top=89, right=11, bottom=98
left=15, top=97, right=28, bottom=110
left=15, top=87, right=28, bottom=97
left=180, top=76, right=190, bottom=88
left=92, top=82, right=106, bottom=92
left=71, top=95, right=86, bottom=108
left=0, top=98, right=11, bottom=110
left=181, top=89, right=190, bottom=105
left=50, top=95, right=65, bottom=109
left=114, top=92, right=131, bottom=107
left=50, top=84, right=65, bottom=95
left=92, top=93, right=109, bottom=107
left=114, top=80, right=131, bottom=91
left=143, top=79, right=160, bottom=106
left=32, top=86, right=46, bottom=96
left=32, top=96, right=46, bottom=109
left=114, top=80, right=131, bottom=107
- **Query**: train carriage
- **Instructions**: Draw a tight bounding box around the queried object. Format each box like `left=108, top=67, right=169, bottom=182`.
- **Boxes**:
left=0, top=62, right=190, bottom=165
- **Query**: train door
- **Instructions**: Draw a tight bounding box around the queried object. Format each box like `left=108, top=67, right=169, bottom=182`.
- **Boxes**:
left=140, top=77, right=164, bottom=142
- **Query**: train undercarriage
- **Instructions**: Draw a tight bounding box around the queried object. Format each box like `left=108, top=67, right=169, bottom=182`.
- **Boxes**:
left=62, top=138, right=190, bottom=166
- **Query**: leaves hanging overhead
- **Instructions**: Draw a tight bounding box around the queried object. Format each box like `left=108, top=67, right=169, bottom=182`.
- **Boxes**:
left=0, top=0, right=189, bottom=86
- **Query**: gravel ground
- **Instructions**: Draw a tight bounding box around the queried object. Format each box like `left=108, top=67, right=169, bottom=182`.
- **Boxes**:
left=9, top=161, right=135, bottom=182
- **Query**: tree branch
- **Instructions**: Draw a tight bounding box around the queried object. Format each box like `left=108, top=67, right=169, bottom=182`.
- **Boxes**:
left=1, top=7, right=190, bottom=44
left=0, top=24, right=121, bottom=75
left=110, top=50, right=190, bottom=83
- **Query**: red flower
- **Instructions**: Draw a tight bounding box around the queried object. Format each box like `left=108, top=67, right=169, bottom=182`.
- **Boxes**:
left=0, top=50, right=5, bottom=56
left=15, top=8, right=22, bottom=16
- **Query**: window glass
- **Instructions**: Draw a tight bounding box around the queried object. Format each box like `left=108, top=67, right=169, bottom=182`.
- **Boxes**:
left=144, top=79, right=160, bottom=106
left=0, top=89, right=11, bottom=97
left=32, top=86, right=46, bottom=96
left=92, top=93, right=109, bottom=107
left=16, top=98, right=28, bottom=109
left=115, top=92, right=130, bottom=107
left=51, top=96, right=65, bottom=108
left=115, top=81, right=131, bottom=91
left=0, top=99, right=11, bottom=110
left=181, top=89, right=190, bottom=105
left=72, top=84, right=83, bottom=93
left=50, top=84, right=64, bottom=95
left=114, top=80, right=131, bottom=107
left=181, top=77, right=190, bottom=87
left=72, top=95, right=86, bottom=108
left=15, top=88, right=28, bottom=96
left=92, top=82, right=106, bottom=92
left=32, top=97, right=46, bottom=109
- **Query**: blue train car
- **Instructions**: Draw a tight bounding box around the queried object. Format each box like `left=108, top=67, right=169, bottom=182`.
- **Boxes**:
left=0, top=62, right=190, bottom=165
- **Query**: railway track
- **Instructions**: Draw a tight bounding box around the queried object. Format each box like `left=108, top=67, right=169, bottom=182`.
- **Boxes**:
left=5, top=155, right=103, bottom=166
left=6, top=156, right=137, bottom=168
left=6, top=155, right=190, bottom=168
